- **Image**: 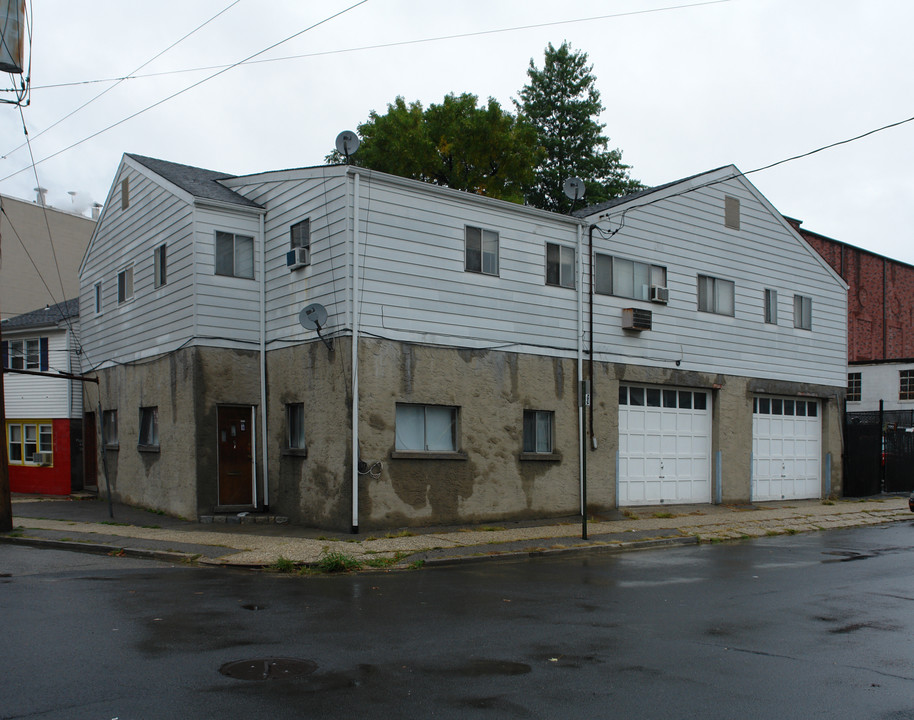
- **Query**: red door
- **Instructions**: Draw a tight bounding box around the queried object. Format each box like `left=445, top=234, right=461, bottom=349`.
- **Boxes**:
left=217, top=406, right=254, bottom=507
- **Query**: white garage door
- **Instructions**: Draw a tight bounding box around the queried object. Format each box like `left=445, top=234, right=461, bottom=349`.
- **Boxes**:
left=752, top=396, right=821, bottom=501
left=618, top=385, right=712, bottom=506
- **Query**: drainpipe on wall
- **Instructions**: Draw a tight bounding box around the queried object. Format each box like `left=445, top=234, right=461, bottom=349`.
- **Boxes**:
left=259, top=212, right=269, bottom=510
left=576, top=222, right=586, bottom=539
left=351, top=172, right=361, bottom=534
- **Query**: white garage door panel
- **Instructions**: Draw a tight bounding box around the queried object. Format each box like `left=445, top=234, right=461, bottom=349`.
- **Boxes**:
left=752, top=396, right=821, bottom=501
left=618, top=385, right=712, bottom=506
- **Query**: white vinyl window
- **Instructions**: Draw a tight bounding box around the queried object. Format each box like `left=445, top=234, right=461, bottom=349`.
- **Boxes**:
left=595, top=254, right=666, bottom=301
left=154, top=244, right=167, bottom=288
left=523, top=410, right=554, bottom=454
left=215, top=231, right=254, bottom=279
left=698, top=275, right=734, bottom=316
left=465, top=226, right=499, bottom=275
left=395, top=404, right=458, bottom=452
left=764, top=288, right=778, bottom=324
left=117, top=265, right=134, bottom=304
left=546, top=243, right=575, bottom=289
left=139, top=407, right=159, bottom=448
left=287, top=403, right=306, bottom=450
left=290, top=219, right=310, bottom=249
left=793, top=294, right=812, bottom=330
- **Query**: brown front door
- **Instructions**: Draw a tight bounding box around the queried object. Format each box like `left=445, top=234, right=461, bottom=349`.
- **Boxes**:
left=217, top=406, right=254, bottom=507
left=83, top=412, right=98, bottom=489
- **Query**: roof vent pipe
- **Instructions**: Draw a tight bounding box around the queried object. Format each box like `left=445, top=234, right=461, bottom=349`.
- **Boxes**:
left=34, top=187, right=47, bottom=205
left=91, top=203, right=102, bottom=220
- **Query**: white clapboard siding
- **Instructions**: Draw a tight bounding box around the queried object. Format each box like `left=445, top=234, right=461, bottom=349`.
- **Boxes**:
left=581, top=170, right=847, bottom=387
left=223, top=168, right=353, bottom=346
left=4, top=331, right=70, bottom=418
left=353, top=175, right=581, bottom=352
left=192, top=206, right=263, bottom=344
left=80, top=160, right=197, bottom=366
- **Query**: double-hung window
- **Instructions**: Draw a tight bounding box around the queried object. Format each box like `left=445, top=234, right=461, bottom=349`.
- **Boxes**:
left=291, top=219, right=310, bottom=250
left=465, top=226, right=499, bottom=275
left=764, top=289, right=778, bottom=324
left=697, top=275, right=734, bottom=316
left=395, top=404, right=458, bottom=452
left=847, top=373, right=862, bottom=402
left=215, top=231, right=254, bottom=279
left=595, top=254, right=666, bottom=301
left=138, top=407, right=159, bottom=448
left=3, top=338, right=47, bottom=371
left=793, top=295, right=812, bottom=330
left=901, top=370, right=914, bottom=401
left=287, top=403, right=306, bottom=450
left=117, top=265, right=134, bottom=304
left=6, top=421, right=52, bottom=465
left=154, top=244, right=167, bottom=288
left=523, top=410, right=554, bottom=454
left=546, top=243, right=575, bottom=289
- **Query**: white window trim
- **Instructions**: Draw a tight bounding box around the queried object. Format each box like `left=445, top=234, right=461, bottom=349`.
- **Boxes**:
left=698, top=274, right=735, bottom=316
left=117, top=264, right=134, bottom=305
left=793, top=294, right=812, bottom=330
left=465, top=225, right=499, bottom=276
left=546, top=242, right=575, bottom=289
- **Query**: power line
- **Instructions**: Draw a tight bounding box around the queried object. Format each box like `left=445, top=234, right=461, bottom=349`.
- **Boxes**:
left=0, top=0, right=370, bottom=185
left=1, top=0, right=244, bottom=161
left=20, top=0, right=732, bottom=92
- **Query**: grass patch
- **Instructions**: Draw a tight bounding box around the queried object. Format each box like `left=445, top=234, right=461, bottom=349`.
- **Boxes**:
left=363, top=551, right=408, bottom=569
left=479, top=526, right=506, bottom=532
left=622, top=510, right=639, bottom=520
left=315, top=550, right=362, bottom=573
left=708, top=537, right=723, bottom=544
left=143, top=507, right=167, bottom=516
left=100, top=521, right=130, bottom=527
left=821, top=499, right=835, bottom=506
left=408, top=559, right=425, bottom=570
left=141, top=524, right=161, bottom=529
left=765, top=530, right=780, bottom=536
left=785, top=528, right=798, bottom=535
left=652, top=512, right=675, bottom=519
left=266, top=556, right=297, bottom=573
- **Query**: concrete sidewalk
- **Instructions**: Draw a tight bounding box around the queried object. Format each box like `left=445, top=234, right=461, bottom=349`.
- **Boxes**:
left=3, top=493, right=912, bottom=570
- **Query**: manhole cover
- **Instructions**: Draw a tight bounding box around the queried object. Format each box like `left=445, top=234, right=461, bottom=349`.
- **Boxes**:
left=220, top=658, right=318, bottom=681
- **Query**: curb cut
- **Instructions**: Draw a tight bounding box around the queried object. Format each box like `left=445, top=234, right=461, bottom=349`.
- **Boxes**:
left=0, top=534, right=201, bottom=565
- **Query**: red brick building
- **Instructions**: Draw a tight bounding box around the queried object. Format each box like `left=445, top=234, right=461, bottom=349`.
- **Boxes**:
left=787, top=218, right=914, bottom=363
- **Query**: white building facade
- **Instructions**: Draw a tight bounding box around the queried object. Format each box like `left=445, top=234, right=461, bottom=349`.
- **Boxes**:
left=78, top=156, right=847, bottom=530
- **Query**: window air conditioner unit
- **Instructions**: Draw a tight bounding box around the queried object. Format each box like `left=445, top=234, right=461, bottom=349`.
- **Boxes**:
left=34, top=452, right=53, bottom=466
left=622, top=307, right=653, bottom=331
left=650, top=286, right=669, bottom=304
left=286, top=246, right=310, bottom=270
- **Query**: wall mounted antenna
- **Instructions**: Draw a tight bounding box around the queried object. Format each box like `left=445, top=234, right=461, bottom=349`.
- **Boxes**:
left=299, top=303, right=333, bottom=351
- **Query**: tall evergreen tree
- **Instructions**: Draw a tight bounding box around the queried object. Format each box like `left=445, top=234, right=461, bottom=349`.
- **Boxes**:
left=516, top=41, right=643, bottom=213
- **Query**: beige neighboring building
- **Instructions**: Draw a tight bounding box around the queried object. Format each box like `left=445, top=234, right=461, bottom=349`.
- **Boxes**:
left=1, top=193, right=97, bottom=321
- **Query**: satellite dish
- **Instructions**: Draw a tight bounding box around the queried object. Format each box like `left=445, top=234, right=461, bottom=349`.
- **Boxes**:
left=299, top=303, right=333, bottom=352
left=335, top=131, right=360, bottom=158
left=563, top=177, right=585, bottom=201
left=299, top=303, right=328, bottom=330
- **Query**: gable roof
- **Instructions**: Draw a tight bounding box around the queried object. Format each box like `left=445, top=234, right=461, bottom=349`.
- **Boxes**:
left=126, top=154, right=262, bottom=209
left=572, top=166, right=734, bottom=218
left=2, top=298, right=79, bottom=330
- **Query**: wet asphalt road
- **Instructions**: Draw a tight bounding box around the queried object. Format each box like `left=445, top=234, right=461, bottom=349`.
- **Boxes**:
left=3, top=521, right=914, bottom=719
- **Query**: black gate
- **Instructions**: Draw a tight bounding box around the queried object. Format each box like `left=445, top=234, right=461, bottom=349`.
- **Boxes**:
left=845, top=409, right=914, bottom=496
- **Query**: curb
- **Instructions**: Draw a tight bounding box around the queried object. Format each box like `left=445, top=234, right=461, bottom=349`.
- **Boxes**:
left=0, top=534, right=202, bottom=565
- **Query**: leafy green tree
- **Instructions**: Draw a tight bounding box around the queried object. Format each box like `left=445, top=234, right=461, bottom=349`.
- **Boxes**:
left=327, top=93, right=542, bottom=203
left=516, top=41, right=643, bottom=213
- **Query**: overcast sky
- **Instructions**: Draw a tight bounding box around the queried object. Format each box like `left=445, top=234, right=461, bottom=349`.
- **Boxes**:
left=2, top=0, right=912, bottom=264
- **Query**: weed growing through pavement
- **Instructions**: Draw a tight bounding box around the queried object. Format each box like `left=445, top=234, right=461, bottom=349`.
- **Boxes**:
left=267, top=556, right=297, bottom=573
left=652, top=512, right=675, bottom=519
left=385, top=529, right=415, bottom=538
left=409, top=560, right=425, bottom=570
left=316, top=550, right=362, bottom=573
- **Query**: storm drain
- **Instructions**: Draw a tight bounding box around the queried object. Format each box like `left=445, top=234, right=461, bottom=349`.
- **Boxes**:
left=220, top=658, right=318, bottom=681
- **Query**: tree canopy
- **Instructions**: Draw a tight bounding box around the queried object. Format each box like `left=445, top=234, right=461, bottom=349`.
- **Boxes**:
left=516, top=41, right=643, bottom=213
left=328, top=93, right=542, bottom=203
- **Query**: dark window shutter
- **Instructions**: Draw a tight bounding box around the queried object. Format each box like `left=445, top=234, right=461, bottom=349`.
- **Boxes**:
left=1, top=340, right=7, bottom=369
left=39, top=337, right=49, bottom=371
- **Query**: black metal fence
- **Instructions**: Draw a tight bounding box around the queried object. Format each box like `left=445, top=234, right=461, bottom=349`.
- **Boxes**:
left=845, top=409, right=914, bottom=496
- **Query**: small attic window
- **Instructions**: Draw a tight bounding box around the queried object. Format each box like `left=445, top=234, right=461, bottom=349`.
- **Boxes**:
left=121, top=178, right=129, bottom=210
left=724, top=195, right=740, bottom=230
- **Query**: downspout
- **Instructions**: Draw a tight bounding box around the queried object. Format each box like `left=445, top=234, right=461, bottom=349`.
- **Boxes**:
left=351, top=172, right=361, bottom=534
left=882, top=258, right=887, bottom=359
left=588, top=225, right=596, bottom=449
left=259, top=212, right=269, bottom=510
left=577, top=222, right=586, bottom=539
